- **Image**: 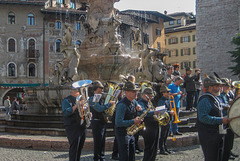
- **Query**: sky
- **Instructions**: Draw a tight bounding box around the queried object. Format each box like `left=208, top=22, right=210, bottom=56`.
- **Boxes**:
left=114, top=0, right=196, bottom=15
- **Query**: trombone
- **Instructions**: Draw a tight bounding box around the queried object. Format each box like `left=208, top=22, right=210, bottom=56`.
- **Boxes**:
left=169, top=95, right=181, bottom=123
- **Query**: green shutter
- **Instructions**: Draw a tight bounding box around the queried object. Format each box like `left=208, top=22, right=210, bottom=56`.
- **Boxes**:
left=193, top=47, right=196, bottom=54
left=188, top=48, right=191, bottom=55
left=192, top=35, right=196, bottom=41
left=180, top=37, right=183, bottom=43
left=168, top=39, right=171, bottom=45
left=176, top=49, right=178, bottom=56
left=181, top=49, right=183, bottom=56
left=181, top=62, right=184, bottom=69
left=169, top=51, right=171, bottom=57
left=176, top=37, right=178, bottom=44
left=189, top=62, right=191, bottom=68
left=188, top=36, right=191, bottom=42
left=193, top=61, right=196, bottom=68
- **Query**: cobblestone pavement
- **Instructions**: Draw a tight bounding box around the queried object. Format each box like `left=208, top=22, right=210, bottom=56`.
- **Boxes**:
left=0, top=138, right=239, bottom=161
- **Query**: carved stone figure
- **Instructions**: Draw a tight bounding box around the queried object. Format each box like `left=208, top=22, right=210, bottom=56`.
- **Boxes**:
left=152, top=53, right=167, bottom=83
left=134, top=28, right=142, bottom=50
left=62, top=24, right=73, bottom=48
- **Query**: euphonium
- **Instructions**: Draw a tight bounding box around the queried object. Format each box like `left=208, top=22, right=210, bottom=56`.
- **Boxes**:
left=169, top=95, right=181, bottom=123
left=126, top=95, right=153, bottom=135
left=146, top=95, right=170, bottom=126
left=104, top=81, right=120, bottom=122
left=72, top=80, right=92, bottom=127
left=140, top=80, right=152, bottom=93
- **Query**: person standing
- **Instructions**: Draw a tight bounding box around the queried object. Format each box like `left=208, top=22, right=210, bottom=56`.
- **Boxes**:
left=158, top=85, right=175, bottom=155
left=193, top=69, right=202, bottom=109
left=12, top=97, right=19, bottom=115
left=4, top=96, right=11, bottom=117
left=197, top=76, right=230, bottom=161
left=89, top=80, right=115, bottom=161
left=138, top=87, right=161, bottom=161
left=172, top=64, right=181, bottom=76
left=62, top=88, right=87, bottom=161
left=164, top=66, right=175, bottom=86
left=168, top=76, right=184, bottom=135
left=115, top=81, right=142, bottom=161
left=184, top=67, right=200, bottom=111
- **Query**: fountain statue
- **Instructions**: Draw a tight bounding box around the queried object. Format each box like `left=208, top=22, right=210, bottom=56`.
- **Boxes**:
left=24, top=0, right=166, bottom=114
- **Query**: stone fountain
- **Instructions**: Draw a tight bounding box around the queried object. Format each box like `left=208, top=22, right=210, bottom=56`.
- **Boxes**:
left=23, top=0, right=166, bottom=114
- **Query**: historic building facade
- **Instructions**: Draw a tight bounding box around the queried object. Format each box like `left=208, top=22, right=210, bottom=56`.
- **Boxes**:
left=197, top=0, right=240, bottom=79
left=164, top=12, right=197, bottom=74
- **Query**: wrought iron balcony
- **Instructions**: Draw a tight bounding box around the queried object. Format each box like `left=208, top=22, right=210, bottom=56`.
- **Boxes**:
left=26, top=49, right=40, bottom=62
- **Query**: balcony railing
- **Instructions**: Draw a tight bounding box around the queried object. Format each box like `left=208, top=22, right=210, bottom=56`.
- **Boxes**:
left=26, top=49, right=40, bottom=60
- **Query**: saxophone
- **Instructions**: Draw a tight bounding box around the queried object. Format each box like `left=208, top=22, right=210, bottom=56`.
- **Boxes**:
left=126, top=95, right=153, bottom=135
left=104, top=81, right=120, bottom=122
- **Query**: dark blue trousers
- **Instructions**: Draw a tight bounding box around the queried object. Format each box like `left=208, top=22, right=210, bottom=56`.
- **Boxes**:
left=142, top=124, right=159, bottom=161
left=159, top=124, right=170, bottom=151
left=115, top=128, right=135, bottom=161
left=91, top=120, right=106, bottom=161
left=65, top=123, right=86, bottom=161
left=198, top=126, right=223, bottom=161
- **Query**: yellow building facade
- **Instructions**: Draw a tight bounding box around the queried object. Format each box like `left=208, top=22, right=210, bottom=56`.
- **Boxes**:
left=165, top=12, right=197, bottom=74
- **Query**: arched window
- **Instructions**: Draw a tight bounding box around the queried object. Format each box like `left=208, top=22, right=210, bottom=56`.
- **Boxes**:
left=28, top=13, right=35, bottom=25
left=8, top=38, right=15, bottom=52
left=28, top=63, right=36, bottom=77
left=56, top=39, right=61, bottom=52
left=8, top=63, right=16, bottom=77
left=76, top=40, right=81, bottom=47
left=8, top=12, right=15, bottom=24
left=28, top=39, right=35, bottom=57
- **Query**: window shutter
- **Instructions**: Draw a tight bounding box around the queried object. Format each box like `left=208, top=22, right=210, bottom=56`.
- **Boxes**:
left=193, top=47, right=196, bottom=54
left=176, top=49, right=178, bottom=56
left=188, top=36, right=191, bottom=42
left=189, top=62, right=191, bottom=68
left=169, top=51, right=171, bottom=57
left=180, top=37, right=183, bottom=43
left=168, top=39, right=171, bottom=45
left=181, top=62, right=184, bottom=69
left=176, top=37, right=178, bottom=44
left=192, top=35, right=196, bottom=41
left=181, top=49, right=183, bottom=56
left=188, top=48, right=191, bottom=55
left=193, top=61, right=196, bottom=68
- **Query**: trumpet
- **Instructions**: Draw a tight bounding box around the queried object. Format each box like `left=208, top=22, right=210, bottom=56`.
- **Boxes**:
left=104, top=81, right=120, bottom=122
left=169, top=95, right=181, bottom=123
left=72, top=80, right=92, bottom=127
left=126, top=95, right=153, bottom=135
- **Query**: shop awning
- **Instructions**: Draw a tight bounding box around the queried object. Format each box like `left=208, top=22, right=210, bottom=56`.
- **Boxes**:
left=0, top=83, right=48, bottom=88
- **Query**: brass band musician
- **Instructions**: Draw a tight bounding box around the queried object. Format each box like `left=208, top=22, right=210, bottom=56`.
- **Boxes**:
left=115, top=81, right=142, bottom=161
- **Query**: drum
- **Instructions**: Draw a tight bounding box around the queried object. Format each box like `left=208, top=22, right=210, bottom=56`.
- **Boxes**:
left=228, top=98, right=240, bottom=136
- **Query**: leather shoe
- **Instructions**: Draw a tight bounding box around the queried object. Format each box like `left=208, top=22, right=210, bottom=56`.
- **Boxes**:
left=165, top=149, right=174, bottom=154
left=135, top=149, right=143, bottom=154
left=169, top=133, right=173, bottom=137
left=159, top=151, right=168, bottom=155
left=111, top=155, right=119, bottom=160
left=231, top=151, right=239, bottom=158
left=174, top=131, right=182, bottom=135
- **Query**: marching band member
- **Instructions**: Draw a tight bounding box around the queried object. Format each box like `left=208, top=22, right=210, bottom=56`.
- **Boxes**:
left=62, top=88, right=87, bottom=161
left=115, top=81, right=142, bottom=161
left=89, top=80, right=115, bottom=161
left=138, top=87, right=161, bottom=161
left=197, top=76, right=230, bottom=161
left=158, top=85, right=175, bottom=155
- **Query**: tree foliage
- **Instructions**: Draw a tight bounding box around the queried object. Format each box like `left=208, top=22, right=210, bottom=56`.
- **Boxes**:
left=228, top=33, right=240, bottom=78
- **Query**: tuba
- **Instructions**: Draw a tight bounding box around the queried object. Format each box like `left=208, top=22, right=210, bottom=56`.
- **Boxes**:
left=104, top=81, right=120, bottom=122
left=169, top=95, right=181, bottom=123
left=126, top=95, right=153, bottom=135
left=72, top=80, right=92, bottom=127
left=140, top=80, right=152, bottom=93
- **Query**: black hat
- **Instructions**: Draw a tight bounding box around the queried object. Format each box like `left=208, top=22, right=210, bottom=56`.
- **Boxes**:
left=204, top=76, right=224, bottom=88
left=221, top=78, right=231, bottom=86
left=143, top=87, right=155, bottom=96
left=92, top=80, right=104, bottom=89
left=123, top=81, right=140, bottom=91
left=186, top=67, right=192, bottom=71
left=160, top=85, right=171, bottom=93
